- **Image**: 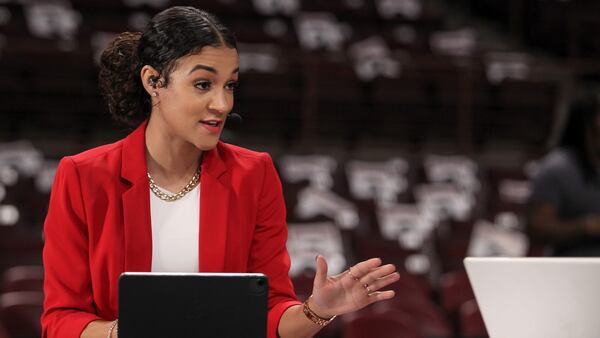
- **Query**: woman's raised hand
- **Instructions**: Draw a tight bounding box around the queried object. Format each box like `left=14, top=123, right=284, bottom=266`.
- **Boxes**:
left=307, top=256, right=400, bottom=319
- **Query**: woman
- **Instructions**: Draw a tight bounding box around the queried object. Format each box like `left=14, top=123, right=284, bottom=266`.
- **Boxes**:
left=528, top=91, right=600, bottom=256
left=41, top=6, right=399, bottom=338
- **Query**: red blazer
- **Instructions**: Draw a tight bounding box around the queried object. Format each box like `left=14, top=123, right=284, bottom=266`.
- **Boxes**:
left=41, top=121, right=300, bottom=338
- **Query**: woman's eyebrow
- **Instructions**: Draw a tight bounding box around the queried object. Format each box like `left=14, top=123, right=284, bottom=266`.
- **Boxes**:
left=188, top=64, right=216, bottom=75
left=188, top=65, right=240, bottom=75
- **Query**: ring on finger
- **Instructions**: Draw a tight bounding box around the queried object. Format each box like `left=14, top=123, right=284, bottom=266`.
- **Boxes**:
left=362, top=282, right=373, bottom=294
left=347, top=267, right=360, bottom=281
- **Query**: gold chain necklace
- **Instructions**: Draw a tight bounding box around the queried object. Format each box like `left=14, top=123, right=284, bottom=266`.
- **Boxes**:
left=147, top=168, right=201, bottom=202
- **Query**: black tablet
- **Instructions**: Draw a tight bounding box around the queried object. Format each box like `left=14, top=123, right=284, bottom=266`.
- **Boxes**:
left=118, top=272, right=268, bottom=338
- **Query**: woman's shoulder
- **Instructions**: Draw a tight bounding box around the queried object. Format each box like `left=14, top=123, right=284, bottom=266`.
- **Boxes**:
left=216, top=142, right=278, bottom=179
left=217, top=142, right=272, bottom=163
left=70, top=140, right=124, bottom=162
left=542, top=148, right=575, bottom=167
left=535, top=147, right=579, bottom=177
left=60, top=139, right=125, bottom=176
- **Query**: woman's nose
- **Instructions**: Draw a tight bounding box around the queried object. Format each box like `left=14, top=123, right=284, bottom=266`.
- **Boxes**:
left=207, top=90, right=230, bottom=115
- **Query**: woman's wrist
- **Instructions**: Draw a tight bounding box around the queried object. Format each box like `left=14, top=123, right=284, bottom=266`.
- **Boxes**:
left=107, top=320, right=118, bottom=338
left=303, top=296, right=336, bottom=325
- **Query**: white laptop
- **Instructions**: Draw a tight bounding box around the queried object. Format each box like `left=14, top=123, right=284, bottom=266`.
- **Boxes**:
left=464, top=257, right=600, bottom=338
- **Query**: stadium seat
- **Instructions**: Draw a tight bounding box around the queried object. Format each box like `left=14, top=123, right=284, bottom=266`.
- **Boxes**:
left=459, top=299, right=488, bottom=338
left=376, top=294, right=453, bottom=338
left=2, top=265, right=44, bottom=293
left=0, top=291, right=43, bottom=338
left=439, top=269, right=475, bottom=315
left=0, top=322, right=9, bottom=338
left=342, top=308, right=420, bottom=338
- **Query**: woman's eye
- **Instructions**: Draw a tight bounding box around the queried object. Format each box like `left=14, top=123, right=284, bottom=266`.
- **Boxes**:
left=225, top=81, right=239, bottom=91
left=194, top=81, right=211, bottom=90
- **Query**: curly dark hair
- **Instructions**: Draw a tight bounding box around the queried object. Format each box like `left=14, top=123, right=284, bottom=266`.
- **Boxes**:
left=98, top=6, right=237, bottom=128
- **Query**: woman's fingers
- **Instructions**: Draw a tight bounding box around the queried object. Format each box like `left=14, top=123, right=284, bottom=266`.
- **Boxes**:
left=364, top=272, right=400, bottom=293
left=342, top=259, right=400, bottom=304
left=367, top=290, right=396, bottom=303
left=346, top=258, right=383, bottom=281
left=361, top=264, right=396, bottom=283
left=313, top=255, right=329, bottom=288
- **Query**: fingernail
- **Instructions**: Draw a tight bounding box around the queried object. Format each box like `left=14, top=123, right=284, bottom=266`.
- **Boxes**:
left=315, top=255, right=319, bottom=261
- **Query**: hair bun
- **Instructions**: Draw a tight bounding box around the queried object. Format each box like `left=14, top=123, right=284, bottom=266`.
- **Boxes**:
left=99, top=32, right=148, bottom=128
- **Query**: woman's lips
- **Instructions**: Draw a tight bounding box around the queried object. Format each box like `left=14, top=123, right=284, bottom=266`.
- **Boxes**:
left=199, top=120, right=222, bottom=134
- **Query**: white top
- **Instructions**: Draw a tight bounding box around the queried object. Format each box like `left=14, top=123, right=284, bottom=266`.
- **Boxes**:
left=150, top=183, right=200, bottom=272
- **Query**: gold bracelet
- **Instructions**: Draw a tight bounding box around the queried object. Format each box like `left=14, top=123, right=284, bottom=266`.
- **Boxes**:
left=107, top=320, right=118, bottom=338
left=302, top=296, right=336, bottom=327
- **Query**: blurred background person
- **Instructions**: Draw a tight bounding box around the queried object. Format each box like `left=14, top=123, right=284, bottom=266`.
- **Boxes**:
left=528, top=91, right=600, bottom=256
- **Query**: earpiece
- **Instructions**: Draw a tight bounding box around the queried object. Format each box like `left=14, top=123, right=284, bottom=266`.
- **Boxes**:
left=148, top=76, right=158, bottom=87
left=149, top=76, right=163, bottom=98
left=148, top=76, right=162, bottom=88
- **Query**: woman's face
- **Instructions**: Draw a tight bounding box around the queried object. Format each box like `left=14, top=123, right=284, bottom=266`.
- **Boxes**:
left=150, top=46, right=239, bottom=151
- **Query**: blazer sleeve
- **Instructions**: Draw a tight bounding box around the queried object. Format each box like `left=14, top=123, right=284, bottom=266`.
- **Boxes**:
left=41, top=157, right=101, bottom=338
left=247, top=153, right=301, bottom=338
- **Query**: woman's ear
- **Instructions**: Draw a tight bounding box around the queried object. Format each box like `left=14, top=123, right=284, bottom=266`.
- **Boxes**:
left=140, top=65, right=162, bottom=96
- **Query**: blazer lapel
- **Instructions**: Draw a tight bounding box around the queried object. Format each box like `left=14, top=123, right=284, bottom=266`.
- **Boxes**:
left=121, top=121, right=153, bottom=272
left=199, top=143, right=230, bottom=272
left=119, top=121, right=230, bottom=273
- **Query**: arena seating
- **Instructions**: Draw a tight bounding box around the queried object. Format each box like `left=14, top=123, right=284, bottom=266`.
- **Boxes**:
left=0, top=0, right=588, bottom=337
